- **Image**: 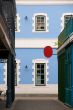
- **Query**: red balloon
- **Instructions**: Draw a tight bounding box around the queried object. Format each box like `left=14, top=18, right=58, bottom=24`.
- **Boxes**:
left=44, top=46, right=53, bottom=58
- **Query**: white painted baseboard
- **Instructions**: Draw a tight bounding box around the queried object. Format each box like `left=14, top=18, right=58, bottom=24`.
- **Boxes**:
left=0, top=84, right=58, bottom=94
left=15, top=84, right=58, bottom=94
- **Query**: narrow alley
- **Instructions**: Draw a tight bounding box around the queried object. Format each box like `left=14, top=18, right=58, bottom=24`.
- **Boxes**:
left=0, top=95, right=73, bottom=110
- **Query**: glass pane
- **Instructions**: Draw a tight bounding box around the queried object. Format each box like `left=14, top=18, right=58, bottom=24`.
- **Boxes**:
left=41, top=26, right=44, bottom=29
left=37, top=72, right=41, bottom=76
left=37, top=80, right=41, bottom=84
left=37, top=17, right=41, bottom=21
left=41, top=64, right=44, bottom=69
left=41, top=23, right=45, bottom=25
left=37, top=20, right=40, bottom=23
left=37, top=17, right=40, bottom=20
left=37, top=23, right=42, bottom=29
left=41, top=75, right=44, bottom=80
left=37, top=64, right=40, bottom=68
left=41, top=17, right=44, bottom=22
left=37, top=69, right=40, bottom=73
left=41, top=80, right=44, bottom=84
left=41, top=69, right=44, bottom=74
left=37, top=75, right=41, bottom=80
left=41, top=17, right=44, bottom=19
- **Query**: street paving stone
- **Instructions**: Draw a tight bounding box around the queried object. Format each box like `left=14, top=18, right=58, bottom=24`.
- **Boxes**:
left=0, top=97, right=73, bottom=110
left=13, top=97, right=73, bottom=110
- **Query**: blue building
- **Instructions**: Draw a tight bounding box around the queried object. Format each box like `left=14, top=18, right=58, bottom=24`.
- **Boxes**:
left=0, top=0, right=73, bottom=94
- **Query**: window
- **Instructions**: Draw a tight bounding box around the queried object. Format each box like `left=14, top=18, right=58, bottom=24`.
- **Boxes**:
left=35, top=63, right=46, bottom=86
left=32, top=59, right=49, bottom=86
left=15, top=16, right=18, bottom=31
left=61, top=13, right=73, bottom=31
left=15, top=62, right=17, bottom=86
left=3, top=59, right=20, bottom=86
left=15, top=14, right=20, bottom=32
left=32, top=13, right=49, bottom=32
left=35, top=15, right=46, bottom=31
left=64, top=15, right=73, bottom=27
left=14, top=59, right=21, bottom=86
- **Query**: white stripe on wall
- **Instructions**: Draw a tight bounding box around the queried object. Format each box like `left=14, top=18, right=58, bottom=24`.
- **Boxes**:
left=16, top=0, right=73, bottom=5
left=15, top=84, right=58, bottom=94
left=15, top=38, right=58, bottom=48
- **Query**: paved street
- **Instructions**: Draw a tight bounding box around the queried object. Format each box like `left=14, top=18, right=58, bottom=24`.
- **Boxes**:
left=0, top=96, right=73, bottom=110
left=13, top=97, right=73, bottom=110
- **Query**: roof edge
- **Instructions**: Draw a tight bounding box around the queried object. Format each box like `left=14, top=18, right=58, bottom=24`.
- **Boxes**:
left=16, top=0, right=73, bottom=5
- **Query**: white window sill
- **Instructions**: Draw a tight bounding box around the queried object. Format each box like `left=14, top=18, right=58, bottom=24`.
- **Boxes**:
left=32, top=30, right=49, bottom=33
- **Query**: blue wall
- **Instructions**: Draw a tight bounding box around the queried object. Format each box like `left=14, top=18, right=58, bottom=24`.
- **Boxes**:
left=16, top=5, right=73, bottom=39
left=49, top=55, right=58, bottom=84
left=0, top=63, right=4, bottom=84
left=16, top=48, right=58, bottom=84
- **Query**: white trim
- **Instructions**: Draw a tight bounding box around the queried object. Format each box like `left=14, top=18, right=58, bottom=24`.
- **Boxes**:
left=4, top=62, right=7, bottom=86
left=15, top=38, right=58, bottom=48
left=32, top=13, right=49, bottom=32
left=32, top=59, right=49, bottom=86
left=57, top=33, right=73, bottom=52
left=16, top=0, right=73, bottom=5
left=61, top=13, right=73, bottom=31
left=3, top=59, right=21, bottom=86
left=0, top=84, right=58, bottom=94
left=16, top=59, right=21, bottom=85
left=15, top=13, right=20, bottom=32
left=15, top=84, right=58, bottom=94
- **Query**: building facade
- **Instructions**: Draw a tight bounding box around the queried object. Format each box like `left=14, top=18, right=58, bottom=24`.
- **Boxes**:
left=0, top=0, right=73, bottom=94
left=58, top=17, right=73, bottom=107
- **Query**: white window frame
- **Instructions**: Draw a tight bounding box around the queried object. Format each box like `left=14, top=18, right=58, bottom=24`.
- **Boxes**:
left=15, top=13, right=20, bottom=32
left=35, top=15, right=46, bottom=31
left=15, top=59, right=21, bottom=86
left=3, top=59, right=21, bottom=86
left=61, top=13, right=73, bottom=32
left=32, top=59, right=49, bottom=86
left=32, top=13, right=49, bottom=32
